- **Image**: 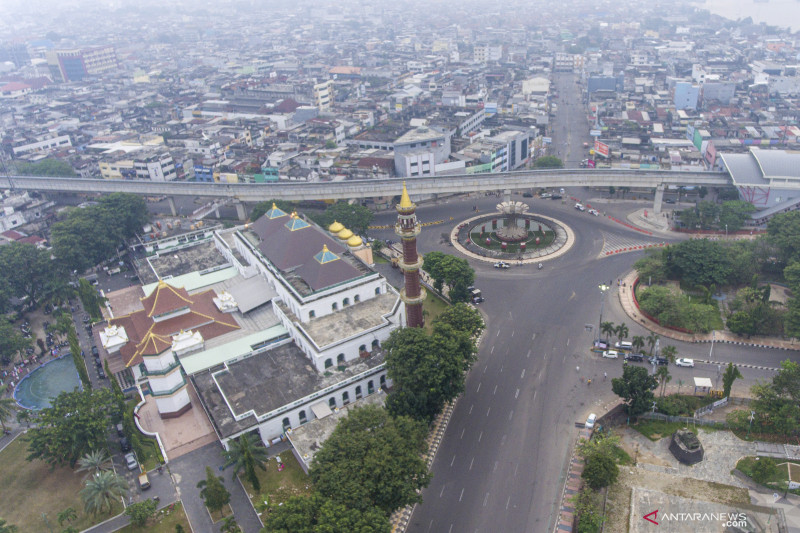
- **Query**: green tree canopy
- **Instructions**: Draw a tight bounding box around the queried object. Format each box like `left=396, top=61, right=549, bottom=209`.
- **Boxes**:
left=385, top=323, right=477, bottom=422
left=768, top=211, right=800, bottom=264
left=664, top=239, right=732, bottom=287
left=262, top=493, right=390, bottom=533
left=582, top=453, right=618, bottom=489
left=718, top=200, right=756, bottom=233
left=80, top=471, right=127, bottom=515
left=14, top=158, right=75, bottom=177
left=26, top=388, right=115, bottom=468
left=313, top=202, right=374, bottom=235
left=533, top=156, right=563, bottom=168
left=432, top=302, right=484, bottom=337
left=0, top=242, right=58, bottom=307
left=0, top=318, right=32, bottom=366
left=422, top=252, right=475, bottom=303
left=310, top=405, right=430, bottom=515
left=612, top=365, right=658, bottom=417
left=222, top=432, right=269, bottom=493
left=751, top=360, right=800, bottom=436
left=722, top=363, right=743, bottom=398
left=124, top=499, right=157, bottom=527
left=633, top=249, right=667, bottom=284
left=197, top=466, right=231, bottom=514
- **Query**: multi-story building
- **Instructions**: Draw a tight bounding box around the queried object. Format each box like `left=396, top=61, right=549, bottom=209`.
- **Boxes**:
left=313, top=80, right=335, bottom=112
left=46, top=46, right=117, bottom=82
left=673, top=81, right=700, bottom=110
left=0, top=43, right=30, bottom=68
left=134, top=152, right=177, bottom=181
left=393, top=126, right=451, bottom=177
left=11, top=134, right=72, bottom=156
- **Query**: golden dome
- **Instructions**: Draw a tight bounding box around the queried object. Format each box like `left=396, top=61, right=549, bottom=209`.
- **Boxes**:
left=347, top=235, right=363, bottom=247
left=328, top=220, right=345, bottom=233
left=337, top=228, right=354, bottom=240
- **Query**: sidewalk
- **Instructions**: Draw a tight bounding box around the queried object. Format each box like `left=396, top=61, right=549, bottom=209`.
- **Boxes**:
left=618, top=270, right=800, bottom=351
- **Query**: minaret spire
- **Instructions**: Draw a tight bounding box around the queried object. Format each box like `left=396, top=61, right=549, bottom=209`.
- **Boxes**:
left=395, top=182, right=426, bottom=328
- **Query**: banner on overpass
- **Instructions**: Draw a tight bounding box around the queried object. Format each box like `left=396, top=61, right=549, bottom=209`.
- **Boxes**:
left=590, top=129, right=601, bottom=137
left=594, top=140, right=609, bottom=158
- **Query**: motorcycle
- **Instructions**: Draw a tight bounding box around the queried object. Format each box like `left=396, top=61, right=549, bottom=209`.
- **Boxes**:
left=538, top=263, right=543, bottom=270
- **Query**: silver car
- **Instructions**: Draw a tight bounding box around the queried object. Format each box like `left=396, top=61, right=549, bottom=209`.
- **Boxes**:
left=124, top=452, right=138, bottom=471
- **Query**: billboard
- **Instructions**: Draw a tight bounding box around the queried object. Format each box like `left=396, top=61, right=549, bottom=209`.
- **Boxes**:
left=594, top=140, right=609, bottom=158
left=590, top=129, right=601, bottom=136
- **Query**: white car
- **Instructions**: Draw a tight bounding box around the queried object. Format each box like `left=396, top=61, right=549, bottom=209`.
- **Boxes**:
left=540, top=193, right=552, bottom=199
left=493, top=261, right=510, bottom=269
left=588, top=209, right=600, bottom=216
left=602, top=350, right=619, bottom=359
left=585, top=413, right=597, bottom=429
left=676, top=358, right=695, bottom=367
left=574, top=203, right=585, bottom=211
left=124, top=452, right=138, bottom=471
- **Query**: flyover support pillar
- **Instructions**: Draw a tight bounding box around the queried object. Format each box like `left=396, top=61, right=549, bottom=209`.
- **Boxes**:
left=214, top=205, right=221, bottom=218
left=167, top=197, right=177, bottom=217
left=503, top=189, right=512, bottom=203
left=653, top=184, right=664, bottom=215
left=235, top=201, right=247, bottom=221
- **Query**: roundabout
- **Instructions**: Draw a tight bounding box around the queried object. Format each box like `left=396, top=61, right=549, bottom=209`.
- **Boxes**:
left=449, top=200, right=575, bottom=264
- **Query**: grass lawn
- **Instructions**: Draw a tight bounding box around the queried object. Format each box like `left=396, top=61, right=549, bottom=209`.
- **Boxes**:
left=209, top=503, right=233, bottom=523
left=469, top=230, right=555, bottom=254
left=631, top=420, right=700, bottom=441
left=422, top=291, right=449, bottom=334
left=736, top=457, right=800, bottom=495
left=0, top=436, right=122, bottom=533
left=373, top=254, right=389, bottom=264
left=685, top=295, right=725, bottom=330
left=239, top=455, right=312, bottom=516
left=117, top=501, right=191, bottom=532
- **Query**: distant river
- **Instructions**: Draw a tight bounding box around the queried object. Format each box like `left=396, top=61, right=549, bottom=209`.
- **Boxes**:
left=700, top=0, right=800, bottom=33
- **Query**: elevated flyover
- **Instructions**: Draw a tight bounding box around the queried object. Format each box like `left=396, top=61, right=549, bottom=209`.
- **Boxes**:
left=0, top=169, right=731, bottom=216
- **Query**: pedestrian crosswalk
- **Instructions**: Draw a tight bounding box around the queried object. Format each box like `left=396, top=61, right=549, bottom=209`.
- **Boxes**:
left=600, top=231, right=665, bottom=257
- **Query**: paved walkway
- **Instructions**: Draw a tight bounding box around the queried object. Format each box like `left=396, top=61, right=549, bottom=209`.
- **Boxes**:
left=618, top=270, right=800, bottom=352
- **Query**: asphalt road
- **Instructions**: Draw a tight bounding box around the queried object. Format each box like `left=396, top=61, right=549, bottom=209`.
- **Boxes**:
left=550, top=71, right=591, bottom=169
left=370, top=189, right=800, bottom=533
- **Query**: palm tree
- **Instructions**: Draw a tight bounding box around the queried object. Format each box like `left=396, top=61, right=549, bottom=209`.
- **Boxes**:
left=0, top=398, right=17, bottom=433
left=15, top=409, right=32, bottom=428
left=600, top=321, right=615, bottom=341
left=615, top=323, right=629, bottom=344
left=0, top=518, right=18, bottom=533
left=661, top=345, right=678, bottom=365
left=80, top=471, right=128, bottom=515
left=677, top=379, right=684, bottom=394
left=656, top=366, right=672, bottom=397
left=76, top=450, right=112, bottom=480
left=631, top=335, right=645, bottom=354
left=57, top=507, right=77, bottom=527
left=222, top=433, right=269, bottom=493
left=646, top=333, right=660, bottom=356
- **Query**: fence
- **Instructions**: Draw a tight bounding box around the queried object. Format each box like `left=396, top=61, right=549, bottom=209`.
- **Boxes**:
left=640, top=411, right=728, bottom=429
left=694, top=396, right=729, bottom=418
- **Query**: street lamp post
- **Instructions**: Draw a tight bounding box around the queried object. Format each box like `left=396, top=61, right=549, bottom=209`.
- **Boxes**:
left=725, top=224, right=728, bottom=239
left=597, top=283, right=610, bottom=344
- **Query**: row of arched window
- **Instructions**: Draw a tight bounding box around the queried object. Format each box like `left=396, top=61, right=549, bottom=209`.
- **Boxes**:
left=323, top=339, right=380, bottom=369
left=281, top=375, right=386, bottom=431
left=309, top=288, right=383, bottom=319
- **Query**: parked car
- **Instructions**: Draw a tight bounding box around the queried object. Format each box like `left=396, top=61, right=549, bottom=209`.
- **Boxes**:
left=676, top=358, right=695, bottom=367
left=649, top=356, right=668, bottom=366
left=574, top=203, right=585, bottom=211
left=624, top=353, right=644, bottom=362
left=472, top=296, right=485, bottom=304
left=602, top=350, right=619, bottom=359
left=120, top=436, right=132, bottom=452
left=138, top=471, right=151, bottom=490
left=585, top=413, right=597, bottom=429
left=588, top=209, right=600, bottom=216
left=551, top=194, right=562, bottom=200
left=91, top=346, right=98, bottom=356
left=493, top=261, right=510, bottom=269
left=124, top=452, right=138, bottom=471
left=540, top=193, right=552, bottom=199
left=665, top=198, right=676, bottom=204
left=522, top=192, right=533, bottom=198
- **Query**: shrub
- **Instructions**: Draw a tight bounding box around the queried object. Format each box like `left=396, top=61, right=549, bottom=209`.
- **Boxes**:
left=582, top=454, right=618, bottom=489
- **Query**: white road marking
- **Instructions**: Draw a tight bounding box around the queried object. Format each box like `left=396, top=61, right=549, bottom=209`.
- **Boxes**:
left=514, top=464, right=519, bottom=477
left=500, top=365, right=503, bottom=372
left=451, top=455, right=456, bottom=467
left=491, top=346, right=495, bottom=354
left=440, top=486, right=446, bottom=498
left=460, top=428, right=465, bottom=439
left=449, top=524, right=454, bottom=533
left=459, top=489, right=465, bottom=502
left=476, top=382, right=481, bottom=392
left=566, top=338, right=570, bottom=346
left=533, top=390, right=538, bottom=402
left=508, top=410, right=514, bottom=420
left=515, top=388, right=520, bottom=398
left=493, top=384, right=497, bottom=395
left=532, top=333, right=536, bottom=341
left=506, top=496, right=511, bottom=509
left=427, top=520, right=434, bottom=532
left=469, top=404, right=473, bottom=414
left=496, top=330, right=500, bottom=337
left=478, top=431, right=483, bottom=442
left=487, top=407, right=491, bottom=417
left=469, top=457, right=474, bottom=470
left=483, top=493, right=490, bottom=507
left=521, top=369, right=526, bottom=379
left=493, top=461, right=499, bottom=473
left=511, top=330, right=514, bottom=337
left=484, top=365, right=488, bottom=373
left=526, top=349, right=532, bottom=358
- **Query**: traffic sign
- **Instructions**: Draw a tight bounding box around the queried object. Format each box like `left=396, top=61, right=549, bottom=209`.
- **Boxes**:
left=543, top=137, right=552, bottom=143
left=590, top=129, right=601, bottom=136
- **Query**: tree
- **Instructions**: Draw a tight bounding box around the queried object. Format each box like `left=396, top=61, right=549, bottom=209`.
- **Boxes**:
left=646, top=333, right=659, bottom=356
left=124, top=499, right=157, bottom=527
left=699, top=186, right=708, bottom=199
left=385, top=323, right=477, bottom=422
left=315, top=202, right=374, bottom=235
left=433, top=302, right=484, bottom=337
left=634, top=250, right=668, bottom=284
left=263, top=493, right=390, bottom=533
left=631, top=335, right=645, bottom=354
left=660, top=345, right=677, bottom=364
left=533, top=156, right=563, bottom=168
left=751, top=360, right=800, bottom=436
left=571, top=487, right=603, bottom=533
left=769, top=211, right=800, bottom=264
left=614, top=323, right=629, bottom=344
left=600, top=321, right=615, bottom=340
left=582, top=453, right=618, bottom=489
left=664, top=239, right=733, bottom=287
left=223, top=432, right=269, bottom=493
left=80, top=471, right=128, bottom=515
left=0, top=398, right=17, bottom=433
left=727, top=310, right=756, bottom=338
left=14, top=158, right=75, bottom=177
left=97, top=193, right=149, bottom=239
left=422, top=253, right=475, bottom=303
left=26, top=388, right=115, bottom=468
left=612, top=365, right=658, bottom=417
left=750, top=456, right=779, bottom=485
left=0, top=242, right=57, bottom=307
left=786, top=298, right=800, bottom=340
left=722, top=363, right=743, bottom=398
left=311, top=406, right=430, bottom=515
left=76, top=450, right=112, bottom=479
left=718, top=200, right=756, bottom=233
left=69, top=324, right=91, bottom=390
left=78, top=279, right=105, bottom=321
left=56, top=507, right=77, bottom=527
left=0, top=519, right=18, bottom=533
left=655, top=365, right=672, bottom=397
left=175, top=525, right=185, bottom=533
left=197, top=466, right=230, bottom=514
left=250, top=200, right=295, bottom=222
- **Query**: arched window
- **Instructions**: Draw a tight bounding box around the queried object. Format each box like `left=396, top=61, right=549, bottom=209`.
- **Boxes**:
left=343, top=297, right=350, bottom=307
left=329, top=397, right=336, bottom=409
left=375, top=287, right=381, bottom=295
left=337, top=353, right=345, bottom=364
left=380, top=375, right=386, bottom=386
left=359, top=344, right=367, bottom=352
left=299, top=410, right=307, bottom=424
left=309, top=310, right=315, bottom=319
left=342, top=391, right=350, bottom=405
left=354, top=294, right=360, bottom=303
left=355, top=385, right=362, bottom=399
left=282, top=417, right=291, bottom=431
left=371, top=339, right=380, bottom=349
left=332, top=302, right=338, bottom=311
left=367, top=380, right=375, bottom=394
left=324, top=358, right=333, bottom=369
